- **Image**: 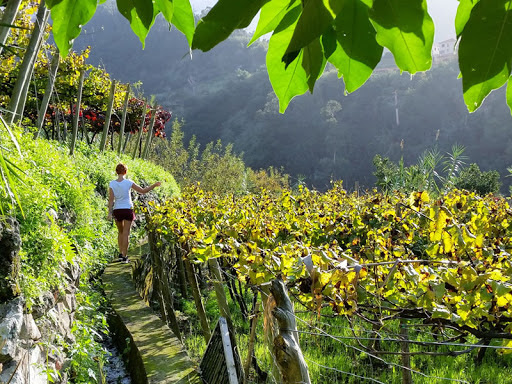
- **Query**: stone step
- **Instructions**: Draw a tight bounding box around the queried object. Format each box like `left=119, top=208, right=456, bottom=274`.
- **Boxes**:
left=103, top=246, right=200, bottom=384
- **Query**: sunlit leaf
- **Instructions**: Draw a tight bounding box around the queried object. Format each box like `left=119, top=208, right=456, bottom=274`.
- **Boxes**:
left=328, top=0, right=382, bottom=93
left=116, top=0, right=157, bottom=48
left=507, top=75, right=512, bottom=114
left=369, top=0, right=434, bottom=73
left=193, top=0, right=269, bottom=51
left=47, top=0, right=97, bottom=54
left=455, top=0, right=480, bottom=36
left=267, top=5, right=308, bottom=112
left=249, top=0, right=299, bottom=45
left=283, top=0, right=338, bottom=65
left=459, top=0, right=512, bottom=112
left=302, top=38, right=327, bottom=92
left=171, top=0, right=195, bottom=46
left=154, top=0, right=174, bottom=24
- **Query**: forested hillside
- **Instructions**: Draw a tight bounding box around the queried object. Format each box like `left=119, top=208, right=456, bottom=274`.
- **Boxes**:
left=73, top=3, right=512, bottom=192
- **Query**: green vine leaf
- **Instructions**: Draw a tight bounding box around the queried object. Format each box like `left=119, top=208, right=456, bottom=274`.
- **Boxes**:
left=455, top=0, right=480, bottom=37
left=283, top=0, right=340, bottom=66
left=171, top=0, right=195, bottom=45
left=116, top=0, right=157, bottom=48
left=507, top=75, right=512, bottom=114
left=154, top=0, right=174, bottom=25
left=459, top=0, right=512, bottom=112
left=267, top=5, right=308, bottom=113
left=193, top=0, right=269, bottom=51
left=302, top=38, right=326, bottom=92
left=328, top=0, right=382, bottom=93
left=369, top=0, right=434, bottom=73
left=47, top=0, right=97, bottom=54
left=249, top=0, right=299, bottom=45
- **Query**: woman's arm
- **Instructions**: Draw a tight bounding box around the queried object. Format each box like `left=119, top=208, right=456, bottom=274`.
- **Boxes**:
left=107, top=187, right=114, bottom=220
left=132, top=181, right=161, bottom=194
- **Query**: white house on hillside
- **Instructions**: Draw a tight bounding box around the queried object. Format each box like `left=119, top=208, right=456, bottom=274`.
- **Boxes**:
left=432, top=38, right=457, bottom=57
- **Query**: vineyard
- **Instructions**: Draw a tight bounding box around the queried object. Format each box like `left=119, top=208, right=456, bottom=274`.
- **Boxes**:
left=141, top=184, right=512, bottom=383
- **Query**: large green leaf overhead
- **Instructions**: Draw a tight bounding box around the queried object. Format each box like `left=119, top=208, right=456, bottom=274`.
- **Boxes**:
left=192, top=0, right=269, bottom=51
left=283, top=0, right=340, bottom=65
left=116, top=0, right=157, bottom=47
left=170, top=0, right=195, bottom=45
left=328, top=0, right=383, bottom=93
left=455, top=0, right=480, bottom=36
left=369, top=0, right=434, bottom=74
left=267, top=5, right=308, bottom=112
left=508, top=76, right=512, bottom=113
left=459, top=0, right=512, bottom=112
left=47, top=0, right=97, bottom=54
left=249, top=0, right=298, bottom=45
left=302, top=38, right=327, bottom=92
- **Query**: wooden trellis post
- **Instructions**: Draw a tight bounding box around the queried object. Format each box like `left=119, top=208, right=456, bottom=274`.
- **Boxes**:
left=117, top=84, right=130, bottom=154
left=35, top=52, right=60, bottom=139
left=132, top=107, right=146, bottom=159
left=99, top=80, right=116, bottom=152
left=184, top=256, right=211, bottom=342
left=141, top=107, right=156, bottom=159
left=69, top=70, right=85, bottom=155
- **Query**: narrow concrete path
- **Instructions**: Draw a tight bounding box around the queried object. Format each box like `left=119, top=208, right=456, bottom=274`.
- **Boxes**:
left=103, top=244, right=201, bottom=384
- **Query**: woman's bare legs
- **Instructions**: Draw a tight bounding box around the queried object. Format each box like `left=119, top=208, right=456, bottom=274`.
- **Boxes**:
left=115, top=220, right=132, bottom=258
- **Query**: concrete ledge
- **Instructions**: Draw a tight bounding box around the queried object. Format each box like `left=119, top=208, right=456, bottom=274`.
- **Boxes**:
left=103, top=248, right=200, bottom=384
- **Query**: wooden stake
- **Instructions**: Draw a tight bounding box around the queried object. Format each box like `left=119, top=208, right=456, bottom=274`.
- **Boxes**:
left=184, top=257, right=211, bottom=342
left=69, top=70, right=85, bottom=156
left=117, top=84, right=130, bottom=154
left=99, top=80, right=116, bottom=152
left=35, top=52, right=60, bottom=139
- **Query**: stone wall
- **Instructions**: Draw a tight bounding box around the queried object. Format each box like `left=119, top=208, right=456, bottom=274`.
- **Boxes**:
left=0, top=218, right=79, bottom=384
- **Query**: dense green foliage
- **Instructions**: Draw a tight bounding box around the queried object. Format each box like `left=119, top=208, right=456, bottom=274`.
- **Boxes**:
left=150, top=120, right=289, bottom=195
left=0, top=125, right=179, bottom=382
left=454, top=163, right=502, bottom=196
left=373, top=145, right=502, bottom=196
left=46, top=0, right=512, bottom=114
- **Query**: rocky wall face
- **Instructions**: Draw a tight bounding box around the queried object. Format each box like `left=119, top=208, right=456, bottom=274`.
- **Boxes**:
left=0, top=218, right=21, bottom=302
left=0, top=217, right=80, bottom=384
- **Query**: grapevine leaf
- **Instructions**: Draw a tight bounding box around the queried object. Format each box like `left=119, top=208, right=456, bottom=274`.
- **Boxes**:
left=455, top=0, right=479, bottom=37
left=47, top=0, right=97, bottom=54
left=116, top=0, right=157, bottom=48
left=369, top=0, right=434, bottom=73
left=459, top=0, right=512, bottom=112
left=171, top=0, right=195, bottom=46
left=153, top=0, right=173, bottom=24
left=321, top=25, right=337, bottom=59
left=328, top=0, right=382, bottom=93
left=302, top=38, right=326, bottom=92
left=507, top=76, right=512, bottom=114
left=249, top=0, right=299, bottom=46
left=193, top=0, right=269, bottom=51
left=283, top=0, right=340, bottom=65
left=267, top=4, right=308, bottom=113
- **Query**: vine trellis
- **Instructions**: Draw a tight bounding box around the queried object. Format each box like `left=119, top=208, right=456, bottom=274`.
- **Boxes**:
left=140, top=184, right=512, bottom=383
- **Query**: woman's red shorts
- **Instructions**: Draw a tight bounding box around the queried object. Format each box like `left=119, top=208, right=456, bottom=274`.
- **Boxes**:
left=113, top=209, right=136, bottom=222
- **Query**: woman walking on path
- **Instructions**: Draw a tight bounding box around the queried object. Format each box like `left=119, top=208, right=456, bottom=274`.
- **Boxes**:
left=107, top=163, right=161, bottom=262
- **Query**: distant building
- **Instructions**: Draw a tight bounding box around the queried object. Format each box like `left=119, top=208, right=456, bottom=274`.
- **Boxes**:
left=432, top=38, right=457, bottom=57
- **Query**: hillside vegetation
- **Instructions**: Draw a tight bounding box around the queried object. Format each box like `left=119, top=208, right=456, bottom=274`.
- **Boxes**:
left=74, top=5, right=512, bottom=192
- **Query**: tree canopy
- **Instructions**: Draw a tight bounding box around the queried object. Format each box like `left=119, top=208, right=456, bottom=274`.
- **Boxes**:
left=46, top=0, right=512, bottom=114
